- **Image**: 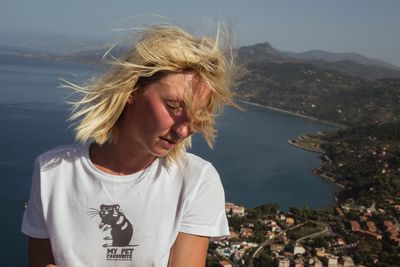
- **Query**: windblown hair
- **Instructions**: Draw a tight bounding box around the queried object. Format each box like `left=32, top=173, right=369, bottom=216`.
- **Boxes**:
left=64, top=24, right=242, bottom=161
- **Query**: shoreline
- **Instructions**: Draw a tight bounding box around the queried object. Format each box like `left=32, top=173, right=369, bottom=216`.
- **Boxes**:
left=288, top=141, right=346, bottom=190
left=238, top=100, right=345, bottom=128
left=237, top=98, right=347, bottom=208
left=288, top=139, right=323, bottom=154
left=286, top=134, right=347, bottom=192
left=312, top=168, right=346, bottom=189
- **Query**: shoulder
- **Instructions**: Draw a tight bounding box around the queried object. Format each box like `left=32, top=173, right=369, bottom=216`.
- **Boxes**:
left=174, top=152, right=221, bottom=187
left=179, top=152, right=216, bottom=175
left=35, top=143, right=83, bottom=171
left=183, top=152, right=211, bottom=168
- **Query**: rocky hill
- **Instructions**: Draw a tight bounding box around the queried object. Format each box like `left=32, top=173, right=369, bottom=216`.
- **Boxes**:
left=238, top=42, right=293, bottom=64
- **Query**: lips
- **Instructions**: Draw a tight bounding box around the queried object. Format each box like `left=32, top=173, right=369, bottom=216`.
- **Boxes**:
left=160, top=136, right=176, bottom=144
left=159, top=136, right=178, bottom=149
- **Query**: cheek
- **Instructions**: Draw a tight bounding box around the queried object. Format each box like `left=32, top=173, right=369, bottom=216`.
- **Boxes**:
left=146, top=98, right=174, bottom=131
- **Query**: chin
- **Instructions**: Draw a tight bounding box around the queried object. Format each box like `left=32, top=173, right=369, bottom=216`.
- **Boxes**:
left=149, top=148, right=172, bottom=158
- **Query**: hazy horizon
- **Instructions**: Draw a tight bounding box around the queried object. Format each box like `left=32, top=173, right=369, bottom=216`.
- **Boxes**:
left=1, top=0, right=400, bottom=66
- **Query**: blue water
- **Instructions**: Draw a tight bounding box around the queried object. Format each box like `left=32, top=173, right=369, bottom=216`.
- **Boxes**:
left=192, top=103, right=337, bottom=209
left=0, top=54, right=336, bottom=265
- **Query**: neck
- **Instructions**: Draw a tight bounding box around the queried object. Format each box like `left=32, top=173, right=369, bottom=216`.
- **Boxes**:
left=89, top=141, right=156, bottom=176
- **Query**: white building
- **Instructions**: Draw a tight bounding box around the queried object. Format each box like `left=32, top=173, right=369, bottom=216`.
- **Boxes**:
left=225, top=202, right=245, bottom=217
left=294, top=245, right=306, bottom=255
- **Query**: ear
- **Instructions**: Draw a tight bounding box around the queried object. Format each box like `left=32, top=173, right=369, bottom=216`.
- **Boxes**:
left=127, top=91, right=135, bottom=104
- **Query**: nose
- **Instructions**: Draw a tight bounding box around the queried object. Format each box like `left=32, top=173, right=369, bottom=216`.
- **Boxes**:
left=172, top=122, right=192, bottom=139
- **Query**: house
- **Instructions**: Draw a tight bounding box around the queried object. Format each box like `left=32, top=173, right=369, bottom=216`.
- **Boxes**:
left=350, top=221, right=360, bottom=231
left=336, top=237, right=345, bottom=246
left=383, top=220, right=395, bottom=231
left=293, top=245, right=306, bottom=255
left=335, top=207, right=345, bottom=217
left=384, top=222, right=400, bottom=244
left=364, top=231, right=382, bottom=240
left=245, top=223, right=254, bottom=228
left=261, top=219, right=281, bottom=232
left=219, top=260, right=232, bottom=267
left=342, top=256, right=355, bottom=267
left=294, top=258, right=304, bottom=267
left=276, top=212, right=286, bottom=221
left=282, top=251, right=293, bottom=258
left=225, top=202, right=245, bottom=217
left=277, top=256, right=290, bottom=267
left=239, top=227, right=253, bottom=238
left=286, top=217, right=295, bottom=225
left=315, top=247, right=326, bottom=257
left=377, top=208, right=385, bottom=214
left=229, top=231, right=239, bottom=239
left=326, top=255, right=339, bottom=267
left=270, top=243, right=285, bottom=253
left=366, top=221, right=377, bottom=233
left=233, top=249, right=245, bottom=262
left=309, top=257, right=323, bottom=267
left=265, top=231, right=275, bottom=240
left=341, top=203, right=366, bottom=212
left=271, top=220, right=281, bottom=232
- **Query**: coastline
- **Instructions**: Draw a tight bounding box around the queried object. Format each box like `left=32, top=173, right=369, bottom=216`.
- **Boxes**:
left=286, top=133, right=346, bottom=191
left=238, top=100, right=345, bottom=128
left=238, top=99, right=347, bottom=197
left=289, top=138, right=346, bottom=194
left=313, top=168, right=346, bottom=189
left=287, top=138, right=323, bottom=154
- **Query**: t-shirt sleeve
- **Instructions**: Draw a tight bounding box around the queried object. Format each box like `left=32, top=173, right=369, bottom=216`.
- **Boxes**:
left=179, top=164, right=229, bottom=241
left=21, top=158, right=49, bottom=238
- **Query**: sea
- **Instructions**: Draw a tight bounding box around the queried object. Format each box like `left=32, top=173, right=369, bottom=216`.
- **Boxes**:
left=0, top=53, right=337, bottom=265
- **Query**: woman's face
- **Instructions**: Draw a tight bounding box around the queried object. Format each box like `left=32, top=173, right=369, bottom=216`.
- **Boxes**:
left=119, top=72, right=210, bottom=158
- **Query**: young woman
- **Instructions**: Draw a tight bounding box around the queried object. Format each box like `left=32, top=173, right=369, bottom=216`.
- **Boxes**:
left=22, top=25, right=240, bottom=267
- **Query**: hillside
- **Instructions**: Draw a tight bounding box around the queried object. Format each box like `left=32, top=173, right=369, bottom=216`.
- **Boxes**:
left=311, top=123, right=400, bottom=204
left=4, top=41, right=400, bottom=128
left=240, top=45, right=400, bottom=80
left=306, top=59, right=400, bottom=80
left=284, top=50, right=400, bottom=70
left=238, top=42, right=293, bottom=64
left=234, top=61, right=400, bottom=126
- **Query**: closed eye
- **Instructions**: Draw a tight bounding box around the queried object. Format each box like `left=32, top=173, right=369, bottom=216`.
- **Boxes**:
left=166, top=101, right=184, bottom=115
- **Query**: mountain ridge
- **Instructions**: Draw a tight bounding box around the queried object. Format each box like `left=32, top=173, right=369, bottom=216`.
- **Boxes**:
left=284, top=49, right=400, bottom=70
left=2, top=40, right=400, bottom=127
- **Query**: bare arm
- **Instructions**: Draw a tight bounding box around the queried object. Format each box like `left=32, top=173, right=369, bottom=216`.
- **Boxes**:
left=29, top=237, right=56, bottom=267
left=168, top=232, right=209, bottom=267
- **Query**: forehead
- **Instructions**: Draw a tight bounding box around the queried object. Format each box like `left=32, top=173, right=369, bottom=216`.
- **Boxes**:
left=156, top=72, right=211, bottom=108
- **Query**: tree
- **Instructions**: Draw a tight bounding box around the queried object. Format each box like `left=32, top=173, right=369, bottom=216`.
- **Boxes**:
left=253, top=250, right=274, bottom=267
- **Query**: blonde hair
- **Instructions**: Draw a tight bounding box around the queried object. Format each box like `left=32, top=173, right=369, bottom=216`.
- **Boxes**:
left=64, top=24, right=242, bottom=161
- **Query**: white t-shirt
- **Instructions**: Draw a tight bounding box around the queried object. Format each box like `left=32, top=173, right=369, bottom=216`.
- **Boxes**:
left=22, top=143, right=229, bottom=267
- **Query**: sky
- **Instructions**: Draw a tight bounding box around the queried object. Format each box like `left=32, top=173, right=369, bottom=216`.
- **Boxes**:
left=1, top=0, right=400, bottom=66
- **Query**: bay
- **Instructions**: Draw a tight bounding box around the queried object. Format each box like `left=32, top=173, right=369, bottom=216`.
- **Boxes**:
left=0, top=54, right=336, bottom=265
left=191, top=103, right=337, bottom=209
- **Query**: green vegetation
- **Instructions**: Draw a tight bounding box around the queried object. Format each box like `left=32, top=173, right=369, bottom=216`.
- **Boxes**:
left=252, top=248, right=273, bottom=267
left=286, top=221, right=325, bottom=241
left=293, top=123, right=400, bottom=265
left=313, top=123, right=400, bottom=205
left=234, top=62, right=400, bottom=126
left=213, top=123, right=400, bottom=266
